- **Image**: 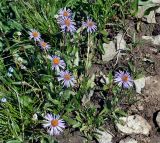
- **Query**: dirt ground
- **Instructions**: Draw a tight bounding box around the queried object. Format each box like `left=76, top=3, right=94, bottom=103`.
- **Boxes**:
left=57, top=14, right=160, bottom=143
left=112, top=14, right=160, bottom=143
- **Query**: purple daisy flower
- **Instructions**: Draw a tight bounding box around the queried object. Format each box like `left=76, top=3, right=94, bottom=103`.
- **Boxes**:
left=39, top=40, right=51, bottom=51
left=58, top=70, right=76, bottom=88
left=43, top=113, right=65, bottom=136
left=114, top=71, right=133, bottom=88
left=29, top=29, right=41, bottom=41
left=83, top=18, right=97, bottom=33
left=58, top=17, right=76, bottom=33
left=58, top=7, right=71, bottom=18
left=48, top=55, right=66, bottom=72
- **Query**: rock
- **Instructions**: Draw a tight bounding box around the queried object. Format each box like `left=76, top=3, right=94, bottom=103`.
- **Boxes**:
left=144, top=10, right=156, bottom=24
left=134, top=77, right=146, bottom=94
left=152, top=0, right=160, bottom=4
left=116, top=33, right=126, bottom=51
left=156, top=7, right=160, bottom=14
left=142, top=35, right=160, bottom=45
left=156, top=111, right=160, bottom=127
left=102, top=42, right=117, bottom=62
left=99, top=71, right=109, bottom=85
left=119, top=137, right=137, bottom=143
left=102, top=33, right=127, bottom=62
left=96, top=130, right=113, bottom=143
left=116, top=115, right=151, bottom=135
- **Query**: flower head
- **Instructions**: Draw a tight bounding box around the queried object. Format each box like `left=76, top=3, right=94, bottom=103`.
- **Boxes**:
left=29, top=29, right=41, bottom=41
left=58, top=17, right=76, bottom=33
left=48, top=55, right=66, bottom=72
left=39, top=40, right=50, bottom=51
left=58, top=70, right=76, bottom=87
left=58, top=7, right=71, bottom=18
left=8, top=66, right=14, bottom=73
left=83, top=18, right=97, bottom=33
left=7, top=66, right=14, bottom=77
left=1, top=97, right=7, bottom=103
left=32, top=113, right=38, bottom=121
left=114, top=71, right=133, bottom=88
left=43, top=113, right=65, bottom=136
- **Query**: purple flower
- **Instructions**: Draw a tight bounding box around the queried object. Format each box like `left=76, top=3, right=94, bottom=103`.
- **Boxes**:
left=48, top=55, right=66, bottom=72
left=58, top=70, right=76, bottom=87
left=1, top=97, right=7, bottom=103
left=114, top=71, right=133, bottom=88
left=43, top=114, right=65, bottom=136
left=58, top=7, right=71, bottom=18
left=58, top=17, right=76, bottom=33
left=29, top=29, right=41, bottom=41
left=83, top=18, right=97, bottom=33
left=39, top=40, right=51, bottom=51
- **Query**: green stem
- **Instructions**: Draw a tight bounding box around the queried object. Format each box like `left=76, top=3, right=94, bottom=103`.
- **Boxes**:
left=86, top=33, right=91, bottom=73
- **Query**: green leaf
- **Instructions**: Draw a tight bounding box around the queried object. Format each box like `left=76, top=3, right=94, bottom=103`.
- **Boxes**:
left=114, top=108, right=127, bottom=116
left=19, top=96, right=33, bottom=107
left=80, top=125, right=88, bottom=132
left=63, top=116, right=77, bottom=125
left=72, top=122, right=81, bottom=128
left=7, top=140, right=21, bottom=143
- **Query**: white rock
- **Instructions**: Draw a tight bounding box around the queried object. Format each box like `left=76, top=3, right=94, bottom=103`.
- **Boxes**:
left=97, top=130, right=113, bottom=143
left=156, top=111, right=160, bottom=128
left=102, top=42, right=117, bottom=62
left=152, top=0, right=160, bottom=4
left=102, top=33, right=127, bottom=62
left=156, top=7, right=160, bottom=13
left=116, top=33, right=126, bottom=51
left=116, top=115, right=151, bottom=135
left=99, top=71, right=110, bottom=85
left=136, top=4, right=155, bottom=18
left=142, top=35, right=160, bottom=45
left=134, top=77, right=146, bottom=94
left=144, top=10, right=156, bottom=24
left=119, top=137, right=137, bottom=143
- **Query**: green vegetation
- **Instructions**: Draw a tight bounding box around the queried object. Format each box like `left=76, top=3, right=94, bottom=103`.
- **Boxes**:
left=0, top=0, right=138, bottom=142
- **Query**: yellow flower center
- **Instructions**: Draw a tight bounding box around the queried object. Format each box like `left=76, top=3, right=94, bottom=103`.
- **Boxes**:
left=87, top=21, right=93, bottom=27
left=64, top=74, right=71, bottom=80
left=41, top=42, right=47, bottom=48
left=122, top=75, right=128, bottom=82
left=63, top=11, right=69, bottom=17
left=32, top=32, right=39, bottom=38
left=64, top=19, right=71, bottom=27
left=51, top=119, right=59, bottom=127
left=53, top=58, right=60, bottom=65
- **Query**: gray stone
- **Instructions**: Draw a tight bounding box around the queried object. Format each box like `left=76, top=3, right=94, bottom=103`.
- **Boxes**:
left=116, top=115, right=151, bottom=135
left=102, top=42, right=116, bottom=62
left=119, top=137, right=137, bottom=143
left=156, top=111, right=160, bottom=128
left=97, top=130, right=113, bottom=143
left=134, top=77, right=146, bottom=94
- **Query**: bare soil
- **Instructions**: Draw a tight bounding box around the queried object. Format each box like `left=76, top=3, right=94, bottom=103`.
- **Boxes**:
left=55, top=15, right=160, bottom=143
